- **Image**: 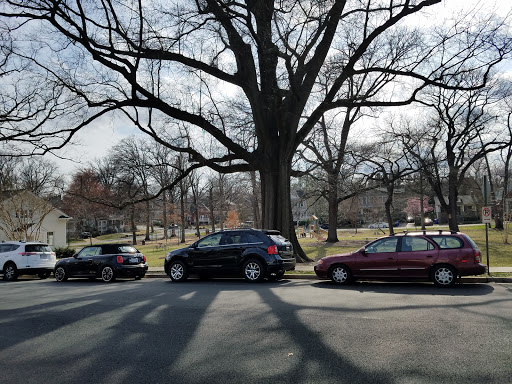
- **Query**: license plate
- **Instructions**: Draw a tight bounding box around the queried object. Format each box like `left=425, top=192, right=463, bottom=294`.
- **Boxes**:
left=129, top=257, right=139, bottom=263
left=40, top=254, right=48, bottom=259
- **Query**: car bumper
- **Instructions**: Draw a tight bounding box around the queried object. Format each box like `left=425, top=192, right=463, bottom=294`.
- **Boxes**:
left=314, top=264, right=329, bottom=279
left=459, top=263, right=487, bottom=276
left=267, top=258, right=296, bottom=274
left=116, top=264, right=148, bottom=278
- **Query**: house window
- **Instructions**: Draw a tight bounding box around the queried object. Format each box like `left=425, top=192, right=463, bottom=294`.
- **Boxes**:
left=47, top=232, right=54, bottom=246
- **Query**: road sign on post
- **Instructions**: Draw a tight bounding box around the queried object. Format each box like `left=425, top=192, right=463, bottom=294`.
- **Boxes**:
left=482, top=206, right=492, bottom=224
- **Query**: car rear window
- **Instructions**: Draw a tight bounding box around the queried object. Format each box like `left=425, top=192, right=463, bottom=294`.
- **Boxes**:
left=430, top=236, right=463, bottom=249
left=25, top=244, right=52, bottom=252
left=268, top=235, right=288, bottom=244
left=117, top=246, right=138, bottom=253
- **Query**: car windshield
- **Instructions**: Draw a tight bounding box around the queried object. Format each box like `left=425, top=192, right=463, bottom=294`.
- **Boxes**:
left=25, top=244, right=52, bottom=252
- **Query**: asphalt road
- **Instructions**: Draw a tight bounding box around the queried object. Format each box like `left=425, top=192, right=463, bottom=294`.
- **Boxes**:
left=1, top=278, right=511, bottom=384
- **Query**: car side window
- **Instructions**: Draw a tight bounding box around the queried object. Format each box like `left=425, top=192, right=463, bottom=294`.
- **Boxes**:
left=197, top=233, right=222, bottom=248
left=400, top=237, right=434, bottom=252
left=0, top=244, right=11, bottom=253
left=430, top=236, right=463, bottom=249
left=366, top=238, right=398, bottom=253
left=220, top=233, right=235, bottom=245
left=241, top=233, right=262, bottom=244
left=78, top=247, right=102, bottom=258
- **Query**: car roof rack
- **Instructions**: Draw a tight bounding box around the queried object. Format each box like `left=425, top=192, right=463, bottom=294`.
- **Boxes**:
left=402, top=229, right=459, bottom=236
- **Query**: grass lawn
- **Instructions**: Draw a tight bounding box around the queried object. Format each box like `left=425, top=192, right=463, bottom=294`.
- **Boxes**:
left=68, top=225, right=512, bottom=271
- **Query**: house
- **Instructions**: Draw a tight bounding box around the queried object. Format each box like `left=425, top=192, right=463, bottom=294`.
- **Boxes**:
left=0, top=190, right=71, bottom=247
left=433, top=195, right=480, bottom=224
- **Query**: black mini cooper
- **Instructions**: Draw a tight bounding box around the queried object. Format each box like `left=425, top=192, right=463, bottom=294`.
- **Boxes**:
left=54, top=243, right=148, bottom=282
left=164, top=229, right=296, bottom=282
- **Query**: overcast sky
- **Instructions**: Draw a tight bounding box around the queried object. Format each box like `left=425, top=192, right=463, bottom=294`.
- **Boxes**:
left=46, top=0, right=511, bottom=177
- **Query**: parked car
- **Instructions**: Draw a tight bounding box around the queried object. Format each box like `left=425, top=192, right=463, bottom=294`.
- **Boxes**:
left=367, top=222, right=388, bottom=229
left=54, top=243, right=147, bottom=282
left=164, top=229, right=296, bottom=282
left=314, top=231, right=486, bottom=287
left=1, top=241, right=56, bottom=281
left=424, top=218, right=433, bottom=226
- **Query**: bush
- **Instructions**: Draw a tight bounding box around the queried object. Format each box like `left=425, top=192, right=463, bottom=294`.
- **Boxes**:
left=54, top=246, right=76, bottom=259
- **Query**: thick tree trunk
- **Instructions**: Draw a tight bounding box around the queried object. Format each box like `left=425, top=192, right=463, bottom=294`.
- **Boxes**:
left=162, top=191, right=168, bottom=240
left=385, top=185, right=394, bottom=235
left=131, top=204, right=137, bottom=245
left=145, top=199, right=151, bottom=241
left=260, top=161, right=311, bottom=262
left=209, top=186, right=215, bottom=232
left=447, top=172, right=460, bottom=232
left=327, top=172, right=339, bottom=242
left=250, top=171, right=261, bottom=228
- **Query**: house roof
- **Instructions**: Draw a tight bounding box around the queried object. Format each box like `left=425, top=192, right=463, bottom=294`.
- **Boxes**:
left=1, top=189, right=72, bottom=219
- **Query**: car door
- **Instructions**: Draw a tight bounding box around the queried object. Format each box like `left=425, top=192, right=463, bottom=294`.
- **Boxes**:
left=355, top=237, right=399, bottom=277
left=187, top=233, right=223, bottom=273
left=69, top=246, right=102, bottom=276
left=396, top=236, right=438, bottom=278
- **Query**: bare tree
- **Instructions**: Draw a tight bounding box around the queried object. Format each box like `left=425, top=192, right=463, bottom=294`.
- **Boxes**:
left=397, top=74, right=512, bottom=231
left=1, top=1, right=510, bottom=259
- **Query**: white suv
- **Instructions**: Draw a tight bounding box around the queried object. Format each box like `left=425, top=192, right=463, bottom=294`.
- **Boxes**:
left=0, top=241, right=56, bottom=281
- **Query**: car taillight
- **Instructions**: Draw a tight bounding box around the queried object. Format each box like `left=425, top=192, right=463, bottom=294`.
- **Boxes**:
left=116, top=255, right=124, bottom=264
left=268, top=245, right=278, bottom=255
left=142, top=254, right=146, bottom=262
left=20, top=252, right=37, bottom=256
left=474, top=250, right=481, bottom=263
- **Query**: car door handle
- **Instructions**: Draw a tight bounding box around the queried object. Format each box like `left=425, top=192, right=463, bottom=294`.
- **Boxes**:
left=427, top=255, right=433, bottom=258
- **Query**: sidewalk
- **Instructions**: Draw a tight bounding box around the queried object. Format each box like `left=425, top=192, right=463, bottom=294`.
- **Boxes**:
left=147, top=265, right=512, bottom=282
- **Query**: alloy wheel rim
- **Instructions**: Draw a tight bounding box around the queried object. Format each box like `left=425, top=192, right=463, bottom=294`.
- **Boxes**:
left=171, top=264, right=184, bottom=279
left=102, top=267, right=114, bottom=281
left=435, top=268, right=453, bottom=285
left=55, top=267, right=65, bottom=281
left=245, top=262, right=261, bottom=280
left=333, top=267, right=347, bottom=283
left=5, top=266, right=14, bottom=279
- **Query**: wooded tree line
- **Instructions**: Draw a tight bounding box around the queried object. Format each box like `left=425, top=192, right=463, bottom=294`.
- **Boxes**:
left=0, top=0, right=511, bottom=259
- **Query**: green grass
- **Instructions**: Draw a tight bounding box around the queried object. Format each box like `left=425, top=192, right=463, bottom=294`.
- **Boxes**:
left=299, top=226, right=512, bottom=268
left=67, top=226, right=512, bottom=271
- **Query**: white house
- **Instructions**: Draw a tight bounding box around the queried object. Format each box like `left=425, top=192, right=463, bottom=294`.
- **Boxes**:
left=0, top=190, right=71, bottom=247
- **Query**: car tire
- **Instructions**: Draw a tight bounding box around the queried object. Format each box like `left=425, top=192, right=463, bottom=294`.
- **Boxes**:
left=38, top=271, right=51, bottom=279
left=3, top=262, right=18, bottom=281
left=329, top=264, right=352, bottom=285
left=169, top=260, right=188, bottom=282
left=243, top=259, right=265, bottom=283
left=432, top=265, right=456, bottom=287
left=54, top=266, right=68, bottom=282
left=101, top=265, right=116, bottom=282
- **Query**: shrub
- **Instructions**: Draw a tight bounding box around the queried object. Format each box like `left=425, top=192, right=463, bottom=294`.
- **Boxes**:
left=54, top=246, right=76, bottom=259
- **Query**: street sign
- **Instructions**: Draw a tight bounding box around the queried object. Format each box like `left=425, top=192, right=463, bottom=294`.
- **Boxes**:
left=482, top=206, right=492, bottom=224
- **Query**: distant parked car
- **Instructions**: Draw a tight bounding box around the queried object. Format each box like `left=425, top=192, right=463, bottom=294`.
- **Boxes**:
left=314, top=231, right=486, bottom=287
left=424, top=218, right=434, bottom=226
left=80, top=231, right=92, bottom=239
left=367, top=222, right=388, bottom=229
left=1, top=241, right=56, bottom=281
left=165, top=229, right=296, bottom=282
left=54, top=243, right=147, bottom=282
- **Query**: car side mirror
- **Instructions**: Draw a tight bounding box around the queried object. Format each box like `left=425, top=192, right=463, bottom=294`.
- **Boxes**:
left=73, top=254, right=78, bottom=258
left=361, top=249, right=368, bottom=256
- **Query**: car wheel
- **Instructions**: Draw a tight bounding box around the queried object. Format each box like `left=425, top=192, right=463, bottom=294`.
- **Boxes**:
left=329, top=264, right=352, bottom=285
left=169, top=260, right=188, bottom=282
left=432, top=265, right=456, bottom=287
left=54, top=266, right=68, bottom=282
left=101, top=266, right=116, bottom=282
left=3, top=263, right=18, bottom=281
left=243, top=259, right=265, bottom=283
left=38, top=271, right=51, bottom=279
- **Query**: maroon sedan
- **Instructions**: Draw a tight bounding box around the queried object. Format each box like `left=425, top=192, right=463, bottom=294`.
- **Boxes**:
left=314, top=231, right=486, bottom=287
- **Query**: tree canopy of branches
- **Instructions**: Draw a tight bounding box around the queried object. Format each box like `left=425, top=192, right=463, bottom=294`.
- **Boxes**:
left=1, top=0, right=510, bottom=258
